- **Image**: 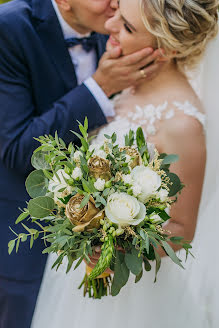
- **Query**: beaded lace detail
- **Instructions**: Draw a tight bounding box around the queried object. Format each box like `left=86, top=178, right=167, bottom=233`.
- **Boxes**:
left=93, top=99, right=205, bottom=147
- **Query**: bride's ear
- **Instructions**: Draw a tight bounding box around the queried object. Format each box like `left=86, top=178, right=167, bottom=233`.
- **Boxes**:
left=157, top=49, right=179, bottom=62
left=156, top=49, right=169, bottom=62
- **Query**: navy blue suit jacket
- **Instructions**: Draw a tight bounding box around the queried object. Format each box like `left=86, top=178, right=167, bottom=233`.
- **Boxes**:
left=0, top=0, right=107, bottom=282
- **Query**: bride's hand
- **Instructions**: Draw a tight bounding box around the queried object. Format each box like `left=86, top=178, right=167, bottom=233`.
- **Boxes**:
left=93, top=46, right=168, bottom=98
left=84, top=245, right=125, bottom=275
left=84, top=246, right=113, bottom=274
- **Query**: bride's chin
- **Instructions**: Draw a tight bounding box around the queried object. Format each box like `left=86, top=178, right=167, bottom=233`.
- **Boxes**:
left=106, top=40, right=123, bottom=54
left=106, top=40, right=115, bottom=52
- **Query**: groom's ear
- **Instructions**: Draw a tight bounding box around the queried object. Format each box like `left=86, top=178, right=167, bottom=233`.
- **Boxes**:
left=55, top=0, right=71, bottom=11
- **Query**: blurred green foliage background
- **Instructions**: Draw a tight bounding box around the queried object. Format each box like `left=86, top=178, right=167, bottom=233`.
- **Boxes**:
left=0, top=0, right=11, bottom=4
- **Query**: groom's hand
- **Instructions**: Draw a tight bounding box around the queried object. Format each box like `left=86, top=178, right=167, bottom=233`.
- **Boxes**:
left=93, top=46, right=168, bottom=97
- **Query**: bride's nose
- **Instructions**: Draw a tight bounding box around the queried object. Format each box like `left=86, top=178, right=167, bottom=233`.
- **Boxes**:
left=105, top=10, right=120, bottom=33
left=110, top=0, right=119, bottom=10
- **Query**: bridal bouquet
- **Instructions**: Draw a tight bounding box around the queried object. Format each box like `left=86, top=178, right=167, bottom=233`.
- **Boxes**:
left=9, top=118, right=192, bottom=298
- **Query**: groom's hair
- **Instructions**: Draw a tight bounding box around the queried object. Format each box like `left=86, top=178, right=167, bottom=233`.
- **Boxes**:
left=139, top=0, right=218, bottom=71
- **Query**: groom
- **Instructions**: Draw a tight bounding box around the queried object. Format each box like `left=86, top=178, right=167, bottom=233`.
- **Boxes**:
left=0, top=0, right=163, bottom=327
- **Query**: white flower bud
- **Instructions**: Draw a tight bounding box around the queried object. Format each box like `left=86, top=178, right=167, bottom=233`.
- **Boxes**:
left=132, top=184, right=142, bottom=197
left=73, top=151, right=83, bottom=162
left=89, top=144, right=107, bottom=159
left=94, top=178, right=106, bottom=191
left=72, top=167, right=83, bottom=180
left=122, top=174, right=133, bottom=185
left=156, top=189, right=169, bottom=202
left=150, top=214, right=162, bottom=223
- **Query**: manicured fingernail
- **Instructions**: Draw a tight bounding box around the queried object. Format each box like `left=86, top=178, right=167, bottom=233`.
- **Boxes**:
left=145, top=47, right=153, bottom=55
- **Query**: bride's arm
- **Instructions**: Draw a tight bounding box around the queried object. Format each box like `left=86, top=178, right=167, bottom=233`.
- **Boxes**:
left=155, top=114, right=206, bottom=257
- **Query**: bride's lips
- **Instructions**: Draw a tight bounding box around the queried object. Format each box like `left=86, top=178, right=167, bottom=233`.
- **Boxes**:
left=109, top=35, right=120, bottom=47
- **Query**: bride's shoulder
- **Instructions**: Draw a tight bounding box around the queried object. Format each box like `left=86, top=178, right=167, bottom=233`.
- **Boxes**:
left=156, top=96, right=205, bottom=156
left=155, top=78, right=205, bottom=133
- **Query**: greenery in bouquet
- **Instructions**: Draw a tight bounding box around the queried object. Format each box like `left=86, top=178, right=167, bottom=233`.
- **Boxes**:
left=9, top=118, right=192, bottom=299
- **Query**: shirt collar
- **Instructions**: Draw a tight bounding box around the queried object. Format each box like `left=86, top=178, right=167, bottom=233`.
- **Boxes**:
left=51, top=0, right=91, bottom=39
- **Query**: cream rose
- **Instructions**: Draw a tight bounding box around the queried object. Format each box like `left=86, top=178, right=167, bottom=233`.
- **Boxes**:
left=131, top=166, right=161, bottom=203
left=105, top=192, right=146, bottom=227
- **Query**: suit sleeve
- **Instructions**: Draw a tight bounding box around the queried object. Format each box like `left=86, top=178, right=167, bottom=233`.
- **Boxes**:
left=0, top=28, right=107, bottom=175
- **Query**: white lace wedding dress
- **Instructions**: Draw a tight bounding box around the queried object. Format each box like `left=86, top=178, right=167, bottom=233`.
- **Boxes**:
left=31, top=95, right=208, bottom=328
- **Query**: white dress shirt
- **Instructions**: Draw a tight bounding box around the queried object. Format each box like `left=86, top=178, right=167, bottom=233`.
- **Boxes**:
left=51, top=0, right=115, bottom=117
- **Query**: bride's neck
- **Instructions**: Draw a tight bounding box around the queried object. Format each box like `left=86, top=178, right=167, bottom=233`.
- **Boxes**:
left=134, top=61, right=186, bottom=95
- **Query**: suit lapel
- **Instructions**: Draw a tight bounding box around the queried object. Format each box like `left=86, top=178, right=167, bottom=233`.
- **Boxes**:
left=32, top=0, right=77, bottom=90
left=32, top=0, right=108, bottom=87
left=95, top=34, right=108, bottom=63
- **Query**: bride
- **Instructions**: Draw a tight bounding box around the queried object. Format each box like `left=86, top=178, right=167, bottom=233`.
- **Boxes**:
left=31, top=0, right=219, bottom=327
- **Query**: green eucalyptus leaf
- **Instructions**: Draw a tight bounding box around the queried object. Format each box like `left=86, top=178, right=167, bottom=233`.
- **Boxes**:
left=21, top=234, right=28, bottom=242
left=8, top=240, right=15, bottom=255
left=111, top=251, right=130, bottom=296
left=59, top=138, right=66, bottom=148
left=16, top=238, right=20, bottom=253
left=79, top=193, right=90, bottom=209
left=166, top=172, right=183, bottom=197
left=162, top=154, right=179, bottom=165
left=170, top=236, right=184, bottom=244
left=31, top=151, right=50, bottom=170
left=135, top=269, right=143, bottom=283
left=154, top=250, right=161, bottom=282
left=125, top=247, right=143, bottom=276
left=144, top=234, right=150, bottom=254
left=66, top=254, right=75, bottom=274
left=74, top=256, right=84, bottom=270
left=30, top=235, right=34, bottom=249
left=28, top=196, right=55, bottom=219
left=143, top=258, right=152, bottom=271
left=161, top=241, right=184, bottom=268
left=25, top=170, right=47, bottom=198
left=15, top=211, right=29, bottom=224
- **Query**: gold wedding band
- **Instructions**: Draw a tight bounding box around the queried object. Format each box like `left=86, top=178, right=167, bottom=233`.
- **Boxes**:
left=140, top=69, right=147, bottom=79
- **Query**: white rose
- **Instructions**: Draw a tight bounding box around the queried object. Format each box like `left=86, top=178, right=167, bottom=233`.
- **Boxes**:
left=94, top=178, right=105, bottom=191
left=150, top=213, right=162, bottom=223
left=48, top=169, right=70, bottom=193
left=105, top=192, right=146, bottom=227
left=72, top=167, right=83, bottom=180
left=131, top=166, right=161, bottom=203
left=89, top=144, right=107, bottom=159
left=132, top=184, right=142, bottom=197
left=122, top=174, right=133, bottom=185
left=156, top=188, right=169, bottom=202
left=73, top=150, right=83, bottom=162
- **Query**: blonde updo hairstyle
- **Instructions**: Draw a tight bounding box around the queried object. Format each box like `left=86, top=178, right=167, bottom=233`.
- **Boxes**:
left=140, top=0, right=219, bottom=70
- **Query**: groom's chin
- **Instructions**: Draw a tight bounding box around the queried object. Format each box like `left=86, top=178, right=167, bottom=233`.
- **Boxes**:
left=94, top=27, right=110, bottom=35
